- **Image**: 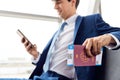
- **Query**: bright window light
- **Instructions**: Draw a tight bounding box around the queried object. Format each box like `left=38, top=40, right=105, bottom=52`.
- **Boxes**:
left=0, top=0, right=58, bottom=17
left=101, top=0, right=120, bottom=27
left=0, top=16, right=58, bottom=78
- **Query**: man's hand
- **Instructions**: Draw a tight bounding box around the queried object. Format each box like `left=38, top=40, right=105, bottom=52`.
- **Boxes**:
left=21, top=38, right=39, bottom=59
left=82, top=34, right=116, bottom=57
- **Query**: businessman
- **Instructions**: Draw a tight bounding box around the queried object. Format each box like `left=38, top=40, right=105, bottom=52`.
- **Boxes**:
left=21, top=0, right=120, bottom=80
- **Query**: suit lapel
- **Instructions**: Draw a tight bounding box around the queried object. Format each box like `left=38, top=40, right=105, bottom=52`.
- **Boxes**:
left=73, top=16, right=83, bottom=43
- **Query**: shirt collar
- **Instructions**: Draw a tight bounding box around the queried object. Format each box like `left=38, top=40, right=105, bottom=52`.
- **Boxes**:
left=65, top=14, right=79, bottom=25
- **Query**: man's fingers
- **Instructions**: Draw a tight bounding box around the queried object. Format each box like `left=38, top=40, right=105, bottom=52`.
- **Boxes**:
left=26, top=43, right=33, bottom=52
left=83, top=37, right=103, bottom=57
left=83, top=39, right=94, bottom=57
left=82, top=40, right=87, bottom=46
left=24, top=41, right=29, bottom=47
left=92, top=38, right=98, bottom=56
left=96, top=41, right=101, bottom=55
left=92, top=38, right=101, bottom=56
left=21, top=37, right=25, bottom=43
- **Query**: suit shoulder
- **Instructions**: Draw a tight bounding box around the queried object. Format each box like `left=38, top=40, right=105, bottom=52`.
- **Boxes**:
left=82, top=13, right=102, bottom=22
left=83, top=13, right=101, bottom=18
left=86, top=13, right=101, bottom=17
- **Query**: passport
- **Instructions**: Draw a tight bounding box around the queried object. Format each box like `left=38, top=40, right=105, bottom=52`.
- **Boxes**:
left=74, top=45, right=102, bottom=66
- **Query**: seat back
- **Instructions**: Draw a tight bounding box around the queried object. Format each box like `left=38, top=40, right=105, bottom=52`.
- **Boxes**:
left=104, top=48, right=120, bottom=80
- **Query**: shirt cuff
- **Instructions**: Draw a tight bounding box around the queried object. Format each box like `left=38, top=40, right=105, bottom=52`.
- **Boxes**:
left=105, top=34, right=120, bottom=49
left=31, top=52, right=41, bottom=64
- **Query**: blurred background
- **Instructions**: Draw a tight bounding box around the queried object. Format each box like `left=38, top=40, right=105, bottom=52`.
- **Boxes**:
left=0, top=0, right=120, bottom=78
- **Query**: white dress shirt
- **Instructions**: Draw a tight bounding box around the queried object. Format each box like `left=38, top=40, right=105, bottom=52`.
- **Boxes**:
left=48, top=14, right=79, bottom=78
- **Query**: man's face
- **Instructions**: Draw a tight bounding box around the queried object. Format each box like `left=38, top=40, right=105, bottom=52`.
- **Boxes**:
left=53, top=0, right=75, bottom=20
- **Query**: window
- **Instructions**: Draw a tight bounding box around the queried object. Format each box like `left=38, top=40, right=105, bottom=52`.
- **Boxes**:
left=0, top=0, right=60, bottom=78
left=0, top=0, right=58, bottom=17
left=0, top=16, right=59, bottom=78
left=101, top=0, right=120, bottom=27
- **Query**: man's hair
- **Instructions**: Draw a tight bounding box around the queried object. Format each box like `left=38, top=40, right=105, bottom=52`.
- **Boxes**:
left=68, top=0, right=80, bottom=9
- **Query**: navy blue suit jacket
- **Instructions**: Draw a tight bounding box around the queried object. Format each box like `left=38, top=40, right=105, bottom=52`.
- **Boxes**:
left=29, top=14, right=120, bottom=80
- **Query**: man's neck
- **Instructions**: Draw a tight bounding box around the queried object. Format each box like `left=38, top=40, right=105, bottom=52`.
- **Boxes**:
left=64, top=11, right=76, bottom=20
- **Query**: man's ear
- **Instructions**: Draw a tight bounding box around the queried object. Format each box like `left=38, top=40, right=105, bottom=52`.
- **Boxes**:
left=70, top=0, right=76, bottom=7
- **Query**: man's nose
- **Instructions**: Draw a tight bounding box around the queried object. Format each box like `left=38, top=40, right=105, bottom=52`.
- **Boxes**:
left=54, top=3, right=58, bottom=9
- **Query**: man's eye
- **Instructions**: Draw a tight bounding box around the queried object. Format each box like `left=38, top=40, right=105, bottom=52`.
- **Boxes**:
left=56, top=1, right=62, bottom=4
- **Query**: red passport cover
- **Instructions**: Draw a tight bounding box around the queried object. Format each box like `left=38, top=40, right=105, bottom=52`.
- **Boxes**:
left=74, top=45, right=96, bottom=66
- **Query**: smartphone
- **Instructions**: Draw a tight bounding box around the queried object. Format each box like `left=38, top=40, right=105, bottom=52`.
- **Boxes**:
left=17, top=29, right=33, bottom=46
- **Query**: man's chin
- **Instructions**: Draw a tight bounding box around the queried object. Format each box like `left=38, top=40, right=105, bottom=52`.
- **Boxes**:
left=58, top=13, right=65, bottom=19
left=58, top=14, right=62, bottom=18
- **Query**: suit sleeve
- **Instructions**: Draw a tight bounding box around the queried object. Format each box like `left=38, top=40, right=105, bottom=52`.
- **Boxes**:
left=95, top=14, right=120, bottom=49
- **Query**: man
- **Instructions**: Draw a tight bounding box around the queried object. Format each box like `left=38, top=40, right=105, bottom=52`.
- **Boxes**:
left=21, top=0, right=120, bottom=80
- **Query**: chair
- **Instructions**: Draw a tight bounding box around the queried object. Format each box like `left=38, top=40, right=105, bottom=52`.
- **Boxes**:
left=104, top=48, right=120, bottom=80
